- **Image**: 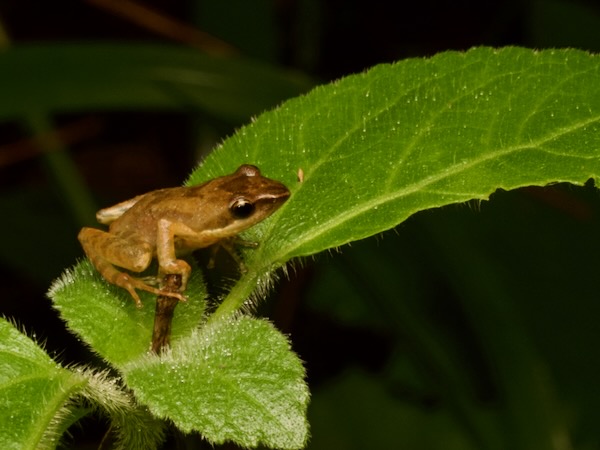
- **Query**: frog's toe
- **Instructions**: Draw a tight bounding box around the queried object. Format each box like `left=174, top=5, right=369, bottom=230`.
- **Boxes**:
left=129, top=290, right=144, bottom=309
left=123, top=285, right=144, bottom=308
left=159, top=290, right=187, bottom=302
left=114, top=273, right=145, bottom=308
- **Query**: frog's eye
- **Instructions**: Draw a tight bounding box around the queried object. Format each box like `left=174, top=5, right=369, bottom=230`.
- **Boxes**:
left=230, top=198, right=255, bottom=219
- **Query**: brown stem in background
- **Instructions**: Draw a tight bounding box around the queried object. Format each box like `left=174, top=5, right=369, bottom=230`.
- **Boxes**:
left=0, top=117, right=104, bottom=168
left=86, top=0, right=238, bottom=56
left=151, top=274, right=182, bottom=354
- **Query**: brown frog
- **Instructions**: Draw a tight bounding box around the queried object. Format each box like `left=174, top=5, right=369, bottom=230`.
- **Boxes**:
left=78, top=164, right=290, bottom=307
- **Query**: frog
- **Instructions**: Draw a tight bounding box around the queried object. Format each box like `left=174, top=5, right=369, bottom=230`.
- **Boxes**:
left=78, top=164, right=290, bottom=308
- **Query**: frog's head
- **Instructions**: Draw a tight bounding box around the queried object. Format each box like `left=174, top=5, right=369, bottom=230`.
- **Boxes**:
left=225, top=164, right=290, bottom=226
left=195, top=164, right=291, bottom=236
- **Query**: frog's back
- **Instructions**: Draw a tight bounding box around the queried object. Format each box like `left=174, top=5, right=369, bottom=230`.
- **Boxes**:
left=107, top=186, right=192, bottom=244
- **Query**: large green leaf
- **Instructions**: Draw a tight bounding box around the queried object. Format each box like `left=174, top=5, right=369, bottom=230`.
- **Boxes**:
left=0, top=43, right=312, bottom=121
left=181, top=46, right=599, bottom=319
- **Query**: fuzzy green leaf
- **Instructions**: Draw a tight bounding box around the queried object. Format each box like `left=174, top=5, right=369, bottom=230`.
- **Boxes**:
left=0, top=319, right=86, bottom=450
left=48, top=260, right=206, bottom=367
left=183, top=47, right=600, bottom=320
left=124, top=316, right=309, bottom=449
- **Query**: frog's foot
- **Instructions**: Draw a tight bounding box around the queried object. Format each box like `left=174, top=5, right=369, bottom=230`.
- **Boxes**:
left=115, top=273, right=186, bottom=308
left=158, top=259, right=191, bottom=292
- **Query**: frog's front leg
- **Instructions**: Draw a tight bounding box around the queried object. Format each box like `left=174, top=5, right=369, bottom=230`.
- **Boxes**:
left=155, top=219, right=197, bottom=290
left=78, top=227, right=185, bottom=307
left=156, top=218, right=228, bottom=289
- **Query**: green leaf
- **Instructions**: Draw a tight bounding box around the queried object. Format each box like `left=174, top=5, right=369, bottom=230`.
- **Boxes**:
left=0, top=319, right=86, bottom=450
left=48, top=259, right=206, bottom=367
left=0, top=43, right=312, bottom=122
left=0, top=319, right=166, bottom=449
left=183, top=46, right=599, bottom=319
left=124, top=316, right=309, bottom=450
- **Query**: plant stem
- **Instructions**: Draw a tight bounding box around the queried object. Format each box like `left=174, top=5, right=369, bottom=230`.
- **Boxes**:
left=151, top=274, right=182, bottom=354
left=208, top=270, right=260, bottom=323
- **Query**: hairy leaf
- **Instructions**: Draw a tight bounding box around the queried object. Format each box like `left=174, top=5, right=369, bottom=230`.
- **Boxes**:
left=0, top=319, right=86, bottom=450
left=124, top=316, right=309, bottom=449
left=48, top=260, right=206, bottom=367
left=183, top=47, right=600, bottom=319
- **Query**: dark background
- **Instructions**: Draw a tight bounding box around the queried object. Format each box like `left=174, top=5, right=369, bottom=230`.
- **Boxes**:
left=1, top=1, right=600, bottom=448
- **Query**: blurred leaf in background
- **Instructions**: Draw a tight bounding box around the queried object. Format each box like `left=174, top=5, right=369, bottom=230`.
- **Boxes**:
left=302, top=183, right=600, bottom=449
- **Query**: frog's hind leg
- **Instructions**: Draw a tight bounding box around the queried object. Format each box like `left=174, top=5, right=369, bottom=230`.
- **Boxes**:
left=78, top=227, right=184, bottom=307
